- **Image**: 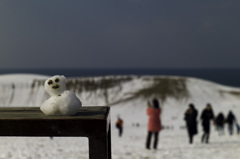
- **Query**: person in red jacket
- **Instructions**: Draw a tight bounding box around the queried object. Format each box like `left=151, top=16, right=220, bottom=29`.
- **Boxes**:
left=146, top=98, right=162, bottom=150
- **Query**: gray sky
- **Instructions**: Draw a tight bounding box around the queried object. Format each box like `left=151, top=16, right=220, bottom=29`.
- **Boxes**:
left=0, top=0, right=240, bottom=69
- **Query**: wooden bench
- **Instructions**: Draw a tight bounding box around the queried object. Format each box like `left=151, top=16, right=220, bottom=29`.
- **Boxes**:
left=0, top=106, right=111, bottom=159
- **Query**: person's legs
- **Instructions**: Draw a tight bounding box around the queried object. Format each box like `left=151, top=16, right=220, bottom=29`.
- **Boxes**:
left=119, top=127, right=123, bottom=137
left=220, top=125, right=224, bottom=135
left=187, top=127, right=191, bottom=144
left=202, top=128, right=209, bottom=143
left=205, top=125, right=211, bottom=143
left=189, top=133, right=193, bottom=144
left=217, top=126, right=223, bottom=136
left=146, top=131, right=152, bottom=149
left=153, top=132, right=159, bottom=149
left=201, top=132, right=206, bottom=143
left=202, top=125, right=207, bottom=143
left=229, top=124, right=233, bottom=135
left=206, top=133, right=209, bottom=143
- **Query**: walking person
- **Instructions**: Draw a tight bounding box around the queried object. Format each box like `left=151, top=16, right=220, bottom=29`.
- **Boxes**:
left=184, top=103, right=198, bottom=144
left=215, top=112, right=225, bottom=136
left=146, top=99, right=162, bottom=150
left=116, top=116, right=124, bottom=137
left=227, top=110, right=236, bottom=135
left=200, top=103, right=214, bottom=144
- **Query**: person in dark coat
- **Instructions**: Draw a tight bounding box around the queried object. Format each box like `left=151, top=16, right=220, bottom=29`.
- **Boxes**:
left=146, top=99, right=162, bottom=150
left=215, top=112, right=225, bottom=136
left=200, top=103, right=214, bottom=143
left=184, top=103, right=198, bottom=144
left=226, top=110, right=236, bottom=135
left=236, top=123, right=240, bottom=134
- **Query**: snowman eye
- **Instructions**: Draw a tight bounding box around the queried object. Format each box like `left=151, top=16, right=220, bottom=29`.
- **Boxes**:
left=55, top=78, right=59, bottom=83
left=48, top=80, right=53, bottom=85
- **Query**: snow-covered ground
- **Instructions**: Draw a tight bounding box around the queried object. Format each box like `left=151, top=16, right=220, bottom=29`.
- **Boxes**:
left=0, top=74, right=239, bottom=159
left=110, top=101, right=240, bottom=159
left=111, top=124, right=240, bottom=159
left=0, top=121, right=239, bottom=159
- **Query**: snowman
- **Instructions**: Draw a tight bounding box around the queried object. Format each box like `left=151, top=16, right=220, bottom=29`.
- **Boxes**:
left=40, top=75, right=82, bottom=115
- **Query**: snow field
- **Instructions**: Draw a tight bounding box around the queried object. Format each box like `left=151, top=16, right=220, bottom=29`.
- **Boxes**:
left=0, top=74, right=239, bottom=158
left=0, top=123, right=239, bottom=159
left=0, top=137, right=89, bottom=159
left=111, top=123, right=240, bottom=159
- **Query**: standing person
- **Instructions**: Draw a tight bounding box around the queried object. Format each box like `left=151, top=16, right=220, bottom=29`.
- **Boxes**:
left=184, top=103, right=198, bottom=144
left=116, top=116, right=124, bottom=137
left=226, top=110, right=236, bottom=135
left=200, top=103, right=214, bottom=144
left=215, top=112, right=225, bottom=136
left=146, top=98, right=162, bottom=150
left=236, top=123, right=240, bottom=134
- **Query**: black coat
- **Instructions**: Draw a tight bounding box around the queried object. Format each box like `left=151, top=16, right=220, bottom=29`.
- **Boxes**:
left=215, top=113, right=225, bottom=127
left=201, top=109, right=214, bottom=132
left=184, top=108, right=198, bottom=135
left=227, top=112, right=235, bottom=125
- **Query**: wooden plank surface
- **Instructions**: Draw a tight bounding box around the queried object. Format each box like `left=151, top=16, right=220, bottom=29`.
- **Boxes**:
left=0, top=106, right=110, bottom=137
left=0, top=106, right=109, bottom=120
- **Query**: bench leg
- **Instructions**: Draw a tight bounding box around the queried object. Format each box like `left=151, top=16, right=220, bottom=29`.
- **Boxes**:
left=108, top=123, right=112, bottom=159
left=89, top=126, right=111, bottom=159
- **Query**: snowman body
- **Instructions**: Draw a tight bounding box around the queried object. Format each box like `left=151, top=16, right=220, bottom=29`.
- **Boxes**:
left=40, top=75, right=82, bottom=115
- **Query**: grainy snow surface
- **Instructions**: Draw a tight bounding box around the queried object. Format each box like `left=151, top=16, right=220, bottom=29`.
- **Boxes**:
left=0, top=74, right=239, bottom=159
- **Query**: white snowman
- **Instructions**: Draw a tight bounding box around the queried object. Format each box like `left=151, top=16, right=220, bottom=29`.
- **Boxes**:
left=40, top=75, right=82, bottom=115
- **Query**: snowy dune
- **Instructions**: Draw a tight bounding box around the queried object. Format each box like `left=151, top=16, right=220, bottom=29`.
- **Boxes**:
left=0, top=74, right=48, bottom=107
left=0, top=74, right=239, bottom=159
left=1, top=74, right=240, bottom=109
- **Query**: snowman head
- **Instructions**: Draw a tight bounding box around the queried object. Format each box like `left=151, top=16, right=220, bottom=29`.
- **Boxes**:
left=44, top=75, right=66, bottom=96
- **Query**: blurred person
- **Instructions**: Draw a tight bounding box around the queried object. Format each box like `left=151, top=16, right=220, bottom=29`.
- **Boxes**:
left=116, top=116, right=124, bottom=137
left=215, top=112, right=225, bottom=136
left=226, top=110, right=236, bottom=135
left=146, top=99, right=162, bottom=150
left=236, top=123, right=240, bottom=134
left=184, top=103, right=198, bottom=144
left=200, top=103, right=214, bottom=143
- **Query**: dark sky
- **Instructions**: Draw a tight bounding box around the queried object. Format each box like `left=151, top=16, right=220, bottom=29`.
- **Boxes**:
left=0, top=0, right=240, bottom=69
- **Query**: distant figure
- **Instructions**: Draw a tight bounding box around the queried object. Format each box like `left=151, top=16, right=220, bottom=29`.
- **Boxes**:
left=136, top=123, right=140, bottom=127
left=116, top=116, right=124, bottom=137
left=226, top=110, right=236, bottom=135
left=184, top=103, right=198, bottom=144
left=146, top=99, right=162, bottom=150
left=200, top=103, right=214, bottom=143
left=215, top=112, right=225, bottom=136
left=236, top=123, right=240, bottom=134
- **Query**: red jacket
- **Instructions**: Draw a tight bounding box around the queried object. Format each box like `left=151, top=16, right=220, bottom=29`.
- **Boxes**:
left=147, top=107, right=162, bottom=132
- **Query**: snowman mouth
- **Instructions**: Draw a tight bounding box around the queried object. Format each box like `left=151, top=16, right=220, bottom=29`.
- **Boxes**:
left=52, top=85, right=59, bottom=89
